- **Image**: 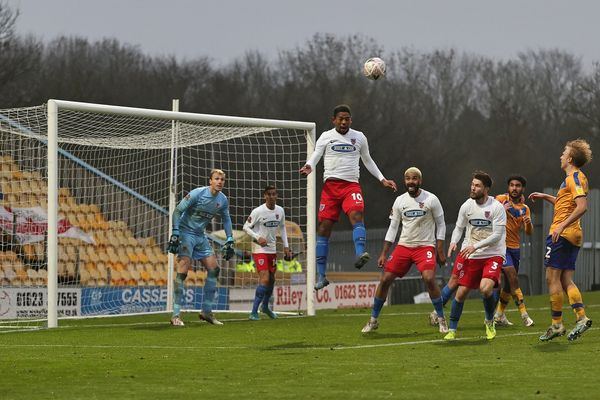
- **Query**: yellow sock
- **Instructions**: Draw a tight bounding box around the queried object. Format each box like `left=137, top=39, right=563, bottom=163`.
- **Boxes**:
left=567, top=286, right=586, bottom=320
left=496, top=290, right=511, bottom=314
left=512, top=288, right=527, bottom=315
left=550, top=292, right=563, bottom=325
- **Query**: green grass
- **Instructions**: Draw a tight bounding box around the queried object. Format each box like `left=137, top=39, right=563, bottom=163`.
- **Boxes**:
left=2, top=292, right=600, bottom=400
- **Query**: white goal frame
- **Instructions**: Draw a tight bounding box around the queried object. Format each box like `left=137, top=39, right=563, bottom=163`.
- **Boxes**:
left=45, top=99, right=317, bottom=328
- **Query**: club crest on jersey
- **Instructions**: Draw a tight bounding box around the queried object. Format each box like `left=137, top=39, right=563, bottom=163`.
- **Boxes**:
left=351, top=138, right=356, bottom=145
left=247, top=216, right=252, bottom=223
left=469, top=218, right=491, bottom=227
left=485, top=211, right=491, bottom=219
left=258, top=259, right=264, bottom=266
left=419, top=202, right=425, bottom=209
left=275, top=214, right=279, bottom=219
left=319, top=204, right=325, bottom=211
left=331, top=144, right=356, bottom=152
left=216, top=203, right=220, bottom=209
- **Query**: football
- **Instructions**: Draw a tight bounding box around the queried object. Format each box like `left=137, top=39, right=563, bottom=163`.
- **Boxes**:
left=363, top=57, right=386, bottom=80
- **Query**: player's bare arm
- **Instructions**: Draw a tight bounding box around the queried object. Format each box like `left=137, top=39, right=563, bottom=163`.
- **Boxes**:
left=436, top=239, right=446, bottom=266
left=528, top=192, right=556, bottom=204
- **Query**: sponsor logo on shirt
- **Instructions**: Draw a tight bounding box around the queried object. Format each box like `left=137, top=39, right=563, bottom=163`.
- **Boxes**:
left=404, top=210, right=427, bottom=218
left=264, top=221, right=280, bottom=228
left=469, top=218, right=491, bottom=227
left=331, top=144, right=356, bottom=152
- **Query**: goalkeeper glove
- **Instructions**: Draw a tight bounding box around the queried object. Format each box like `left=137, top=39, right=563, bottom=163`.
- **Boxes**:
left=167, top=234, right=180, bottom=254
left=221, top=237, right=235, bottom=260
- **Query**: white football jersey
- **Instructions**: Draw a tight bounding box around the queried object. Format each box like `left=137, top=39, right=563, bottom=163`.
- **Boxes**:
left=455, top=197, right=506, bottom=259
left=305, top=128, right=384, bottom=183
left=243, top=204, right=288, bottom=254
left=389, top=190, right=445, bottom=247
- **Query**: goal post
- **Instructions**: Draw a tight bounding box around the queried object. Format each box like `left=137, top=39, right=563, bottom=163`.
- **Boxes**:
left=0, top=99, right=316, bottom=330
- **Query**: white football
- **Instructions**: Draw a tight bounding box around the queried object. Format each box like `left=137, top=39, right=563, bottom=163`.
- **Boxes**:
left=363, top=57, right=386, bottom=80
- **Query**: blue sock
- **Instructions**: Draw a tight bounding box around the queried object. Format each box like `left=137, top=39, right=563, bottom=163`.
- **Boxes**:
left=316, top=236, right=329, bottom=280
left=449, top=299, right=465, bottom=330
left=431, top=296, right=444, bottom=319
left=352, top=222, right=366, bottom=256
left=252, top=285, right=268, bottom=314
left=261, top=285, right=274, bottom=309
left=441, top=284, right=456, bottom=306
left=202, top=269, right=218, bottom=313
left=172, top=272, right=186, bottom=317
left=482, top=295, right=496, bottom=321
left=371, top=297, right=385, bottom=319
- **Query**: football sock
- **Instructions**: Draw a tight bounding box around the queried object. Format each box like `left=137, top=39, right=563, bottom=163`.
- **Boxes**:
left=497, top=289, right=511, bottom=314
left=567, top=286, right=586, bottom=320
left=512, top=288, right=527, bottom=315
left=352, top=222, right=366, bottom=256
left=371, top=297, right=385, bottom=319
left=449, top=299, right=465, bottom=330
left=441, top=284, right=456, bottom=306
left=482, top=294, right=496, bottom=321
left=172, top=272, right=187, bottom=317
left=202, top=268, right=219, bottom=314
left=262, top=284, right=274, bottom=309
left=431, top=296, right=444, bottom=319
left=550, top=292, right=563, bottom=325
left=252, top=285, right=268, bottom=314
left=316, top=235, right=329, bottom=280
left=492, top=287, right=500, bottom=307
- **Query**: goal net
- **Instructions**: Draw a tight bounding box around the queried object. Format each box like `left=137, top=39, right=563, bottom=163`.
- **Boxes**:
left=0, top=100, right=316, bottom=330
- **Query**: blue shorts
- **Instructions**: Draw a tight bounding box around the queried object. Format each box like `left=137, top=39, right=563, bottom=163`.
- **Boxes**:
left=544, top=235, right=580, bottom=270
left=178, top=233, right=214, bottom=260
left=503, top=248, right=521, bottom=271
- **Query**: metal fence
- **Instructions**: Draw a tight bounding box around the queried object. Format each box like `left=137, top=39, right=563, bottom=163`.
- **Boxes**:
left=325, top=188, right=599, bottom=303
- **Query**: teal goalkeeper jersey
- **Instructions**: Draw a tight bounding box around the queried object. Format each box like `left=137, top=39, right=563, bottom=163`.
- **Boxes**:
left=172, top=186, right=233, bottom=238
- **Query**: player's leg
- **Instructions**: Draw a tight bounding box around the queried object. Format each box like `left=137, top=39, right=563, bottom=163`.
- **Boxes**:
left=362, top=271, right=398, bottom=333
left=479, top=257, right=502, bottom=339
left=250, top=269, right=270, bottom=320
left=540, top=236, right=568, bottom=341
left=316, top=219, right=335, bottom=289
left=315, top=182, right=342, bottom=289
left=415, top=246, right=448, bottom=332
left=445, top=284, right=470, bottom=340
left=260, top=255, right=278, bottom=319
left=494, top=251, right=514, bottom=326
left=342, top=183, right=369, bottom=269
left=171, top=255, right=192, bottom=326
left=560, top=249, right=592, bottom=340
left=430, top=257, right=460, bottom=325
left=198, top=238, right=223, bottom=325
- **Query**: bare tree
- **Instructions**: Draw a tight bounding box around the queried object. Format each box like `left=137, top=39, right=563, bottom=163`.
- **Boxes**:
left=0, top=1, right=18, bottom=43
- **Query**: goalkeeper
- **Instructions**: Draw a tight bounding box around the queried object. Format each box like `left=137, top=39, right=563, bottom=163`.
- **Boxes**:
left=168, top=169, right=235, bottom=326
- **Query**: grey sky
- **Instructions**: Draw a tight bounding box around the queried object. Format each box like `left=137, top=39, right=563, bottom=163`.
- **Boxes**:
left=7, top=0, right=600, bottom=66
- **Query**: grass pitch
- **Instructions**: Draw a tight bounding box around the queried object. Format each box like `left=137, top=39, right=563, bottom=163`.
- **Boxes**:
left=2, top=291, right=599, bottom=400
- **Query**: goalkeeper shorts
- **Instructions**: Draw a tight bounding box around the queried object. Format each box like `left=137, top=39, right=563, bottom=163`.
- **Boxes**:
left=179, top=233, right=214, bottom=260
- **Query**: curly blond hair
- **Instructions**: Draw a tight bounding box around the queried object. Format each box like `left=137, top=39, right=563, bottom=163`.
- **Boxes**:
left=566, top=139, right=592, bottom=168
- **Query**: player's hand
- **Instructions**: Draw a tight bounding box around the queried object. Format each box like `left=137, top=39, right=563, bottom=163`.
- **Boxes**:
left=459, top=245, right=476, bottom=258
left=551, top=224, right=565, bottom=243
left=381, top=179, right=397, bottom=192
left=256, top=237, right=268, bottom=246
left=447, top=243, right=457, bottom=258
left=299, top=164, right=312, bottom=176
left=377, top=253, right=387, bottom=268
left=528, top=192, right=544, bottom=202
left=167, top=235, right=180, bottom=254
left=437, top=251, right=447, bottom=267
left=221, top=237, right=235, bottom=260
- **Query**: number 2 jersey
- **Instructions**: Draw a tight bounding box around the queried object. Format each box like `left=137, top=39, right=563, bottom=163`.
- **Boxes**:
left=550, top=170, right=588, bottom=247
left=452, top=196, right=506, bottom=259
left=243, top=204, right=289, bottom=254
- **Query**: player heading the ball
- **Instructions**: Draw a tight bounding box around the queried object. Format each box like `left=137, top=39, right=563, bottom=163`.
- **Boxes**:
left=300, top=104, right=397, bottom=290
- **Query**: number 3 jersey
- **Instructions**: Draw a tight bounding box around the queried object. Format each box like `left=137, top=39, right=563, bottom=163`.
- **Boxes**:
left=243, top=204, right=289, bottom=254
left=453, top=197, right=506, bottom=259
left=385, top=189, right=446, bottom=247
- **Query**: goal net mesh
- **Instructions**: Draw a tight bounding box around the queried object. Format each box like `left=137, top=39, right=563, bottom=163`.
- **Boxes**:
left=0, top=104, right=310, bottom=330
